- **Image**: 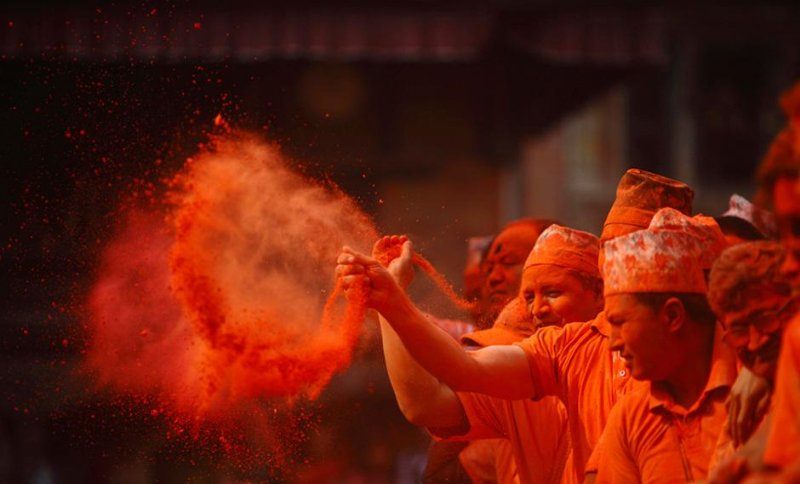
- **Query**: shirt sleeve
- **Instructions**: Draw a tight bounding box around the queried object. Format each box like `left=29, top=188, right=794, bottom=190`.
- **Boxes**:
left=763, top=317, right=800, bottom=468
left=428, top=392, right=507, bottom=441
left=513, top=325, right=564, bottom=401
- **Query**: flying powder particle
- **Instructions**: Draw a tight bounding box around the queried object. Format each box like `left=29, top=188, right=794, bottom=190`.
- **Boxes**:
left=85, top=130, right=378, bottom=422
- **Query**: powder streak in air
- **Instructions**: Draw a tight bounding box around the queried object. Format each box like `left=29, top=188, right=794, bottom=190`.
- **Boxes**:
left=86, top=131, right=377, bottom=421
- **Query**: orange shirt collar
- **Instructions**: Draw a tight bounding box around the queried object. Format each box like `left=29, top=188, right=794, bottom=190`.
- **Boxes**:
left=648, top=323, right=737, bottom=415
left=591, top=311, right=611, bottom=337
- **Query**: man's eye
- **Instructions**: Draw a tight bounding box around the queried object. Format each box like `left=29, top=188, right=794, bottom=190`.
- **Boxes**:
left=545, top=291, right=561, bottom=298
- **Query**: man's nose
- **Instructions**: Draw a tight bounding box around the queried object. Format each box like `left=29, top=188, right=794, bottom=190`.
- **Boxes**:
left=533, top=296, right=550, bottom=319
left=608, top=326, right=623, bottom=352
left=780, top=252, right=800, bottom=278
left=487, top=264, right=505, bottom=285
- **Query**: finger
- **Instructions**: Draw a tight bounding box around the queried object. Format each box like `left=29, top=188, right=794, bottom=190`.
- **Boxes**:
left=391, top=234, right=408, bottom=244
left=340, top=274, right=370, bottom=289
left=337, top=249, right=375, bottom=266
left=337, top=252, right=356, bottom=264
left=737, top=398, right=756, bottom=445
left=755, top=393, right=771, bottom=422
left=728, top=398, right=740, bottom=446
left=400, top=239, right=414, bottom=260
left=335, top=263, right=365, bottom=277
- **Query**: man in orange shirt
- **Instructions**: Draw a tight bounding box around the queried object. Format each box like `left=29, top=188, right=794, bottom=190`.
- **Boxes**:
left=424, top=218, right=553, bottom=483
left=457, top=296, right=553, bottom=484
left=705, top=241, right=796, bottom=482
left=476, top=218, right=556, bottom=329
left=336, top=168, right=694, bottom=481
left=751, top=81, right=800, bottom=480
left=377, top=225, right=602, bottom=484
left=594, top=214, right=737, bottom=482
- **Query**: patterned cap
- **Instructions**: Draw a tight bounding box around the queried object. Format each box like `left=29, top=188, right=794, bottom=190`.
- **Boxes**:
left=603, top=229, right=707, bottom=296
left=717, top=194, right=777, bottom=239
left=523, top=224, right=600, bottom=278
left=601, top=168, right=694, bottom=243
left=460, top=297, right=534, bottom=347
left=648, top=208, right=728, bottom=270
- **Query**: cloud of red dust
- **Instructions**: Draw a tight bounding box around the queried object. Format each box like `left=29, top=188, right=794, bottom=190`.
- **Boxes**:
left=84, top=130, right=378, bottom=425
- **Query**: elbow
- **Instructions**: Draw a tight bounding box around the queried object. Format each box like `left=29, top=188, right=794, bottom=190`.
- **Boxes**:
left=397, top=399, right=434, bottom=427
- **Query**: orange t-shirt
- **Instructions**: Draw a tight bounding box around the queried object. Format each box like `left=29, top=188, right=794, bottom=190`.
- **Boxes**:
left=593, top=331, right=737, bottom=483
left=458, top=439, right=510, bottom=483
left=436, top=393, right=570, bottom=484
left=514, top=313, right=641, bottom=481
left=763, top=313, right=800, bottom=468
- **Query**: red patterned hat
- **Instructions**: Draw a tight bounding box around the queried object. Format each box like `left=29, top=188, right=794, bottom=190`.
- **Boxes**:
left=601, top=168, right=694, bottom=243
left=603, top=228, right=706, bottom=296
left=648, top=208, right=728, bottom=270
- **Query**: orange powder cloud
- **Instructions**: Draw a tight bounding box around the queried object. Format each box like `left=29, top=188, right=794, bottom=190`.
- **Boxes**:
left=85, top=131, right=378, bottom=423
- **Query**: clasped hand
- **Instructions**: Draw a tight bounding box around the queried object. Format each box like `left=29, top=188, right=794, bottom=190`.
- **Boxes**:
left=335, top=235, right=415, bottom=314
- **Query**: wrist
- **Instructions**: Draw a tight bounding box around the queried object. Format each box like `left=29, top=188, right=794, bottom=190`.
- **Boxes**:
left=382, top=290, right=417, bottom=322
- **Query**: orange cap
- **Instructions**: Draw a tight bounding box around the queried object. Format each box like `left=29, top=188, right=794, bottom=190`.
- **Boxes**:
left=523, top=224, right=600, bottom=278
left=460, top=297, right=534, bottom=347
left=601, top=168, right=694, bottom=243
left=603, top=229, right=706, bottom=296
left=648, top=207, right=728, bottom=270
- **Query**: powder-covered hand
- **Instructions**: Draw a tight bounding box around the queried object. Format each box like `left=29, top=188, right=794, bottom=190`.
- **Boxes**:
left=336, top=246, right=407, bottom=315
left=372, top=235, right=415, bottom=289
left=726, top=367, right=771, bottom=448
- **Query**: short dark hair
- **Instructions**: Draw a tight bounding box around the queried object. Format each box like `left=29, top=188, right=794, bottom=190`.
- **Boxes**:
left=634, top=292, right=716, bottom=326
left=708, top=241, right=789, bottom=318
left=714, top=216, right=767, bottom=242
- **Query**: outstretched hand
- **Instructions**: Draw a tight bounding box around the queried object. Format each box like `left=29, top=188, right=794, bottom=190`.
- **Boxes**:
left=336, top=245, right=407, bottom=315
left=372, top=235, right=415, bottom=288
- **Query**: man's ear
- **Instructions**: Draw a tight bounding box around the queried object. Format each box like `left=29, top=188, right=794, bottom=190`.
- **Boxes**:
left=594, top=287, right=605, bottom=312
left=661, top=297, right=686, bottom=333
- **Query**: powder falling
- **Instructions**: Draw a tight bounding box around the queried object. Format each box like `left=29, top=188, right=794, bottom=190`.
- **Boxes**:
left=85, top=130, right=377, bottom=421
left=373, top=235, right=476, bottom=311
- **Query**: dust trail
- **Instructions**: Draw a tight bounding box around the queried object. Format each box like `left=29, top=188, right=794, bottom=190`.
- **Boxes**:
left=85, top=130, right=377, bottom=421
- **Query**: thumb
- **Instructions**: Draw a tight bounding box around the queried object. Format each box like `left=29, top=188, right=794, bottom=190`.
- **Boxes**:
left=400, top=239, right=414, bottom=261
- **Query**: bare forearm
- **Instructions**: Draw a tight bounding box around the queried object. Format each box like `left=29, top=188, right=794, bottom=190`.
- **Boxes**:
left=379, top=316, right=465, bottom=429
left=381, top=295, right=533, bottom=399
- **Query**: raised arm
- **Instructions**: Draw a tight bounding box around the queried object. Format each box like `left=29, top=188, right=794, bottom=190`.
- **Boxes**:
left=378, top=313, right=466, bottom=430
left=336, top=239, right=533, bottom=400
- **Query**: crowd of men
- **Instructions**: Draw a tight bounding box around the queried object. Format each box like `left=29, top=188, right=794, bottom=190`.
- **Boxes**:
left=334, top=82, right=800, bottom=483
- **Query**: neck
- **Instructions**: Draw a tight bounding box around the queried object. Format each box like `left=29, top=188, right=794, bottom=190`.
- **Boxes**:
left=660, top=324, right=715, bottom=409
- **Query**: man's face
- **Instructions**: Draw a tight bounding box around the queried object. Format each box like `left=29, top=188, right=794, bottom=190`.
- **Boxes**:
left=480, top=227, right=538, bottom=321
left=520, top=265, right=602, bottom=329
left=773, top=177, right=800, bottom=290
left=721, top=290, right=793, bottom=381
left=606, top=293, right=672, bottom=381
